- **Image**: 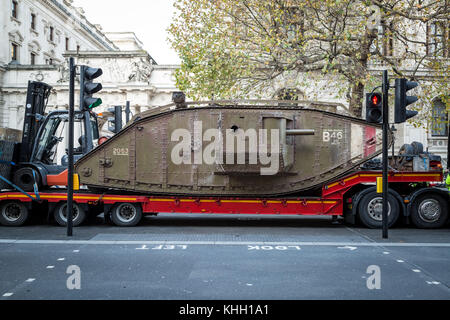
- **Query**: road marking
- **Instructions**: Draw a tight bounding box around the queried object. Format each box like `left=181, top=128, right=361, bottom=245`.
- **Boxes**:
left=136, top=245, right=149, bottom=250
left=2, top=293, right=13, bottom=297
left=248, top=245, right=301, bottom=251
left=383, top=252, right=390, bottom=255
left=426, top=281, right=441, bottom=285
left=25, top=278, right=35, bottom=282
left=412, top=269, right=421, bottom=273
left=46, top=266, right=55, bottom=269
left=73, top=250, right=79, bottom=253
left=337, top=246, right=357, bottom=251
left=1, top=239, right=450, bottom=247
left=396, top=260, right=405, bottom=263
left=57, top=258, right=65, bottom=261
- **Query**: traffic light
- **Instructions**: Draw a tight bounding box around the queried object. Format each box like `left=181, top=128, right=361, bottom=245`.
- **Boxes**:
left=108, top=106, right=123, bottom=134
left=366, top=92, right=383, bottom=123
left=80, top=66, right=103, bottom=111
left=394, top=78, right=419, bottom=123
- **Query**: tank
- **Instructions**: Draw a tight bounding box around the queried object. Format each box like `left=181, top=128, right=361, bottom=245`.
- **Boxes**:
left=75, top=101, right=389, bottom=197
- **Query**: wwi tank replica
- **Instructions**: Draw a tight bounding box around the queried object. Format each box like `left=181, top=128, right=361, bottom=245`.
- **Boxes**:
left=75, top=100, right=389, bottom=197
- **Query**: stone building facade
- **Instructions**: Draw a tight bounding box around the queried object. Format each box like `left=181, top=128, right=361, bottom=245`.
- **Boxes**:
left=0, top=0, right=179, bottom=133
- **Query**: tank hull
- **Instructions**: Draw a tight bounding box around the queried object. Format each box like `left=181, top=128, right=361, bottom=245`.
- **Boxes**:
left=75, top=104, right=387, bottom=196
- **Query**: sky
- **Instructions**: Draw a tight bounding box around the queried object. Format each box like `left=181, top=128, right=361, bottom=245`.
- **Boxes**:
left=72, top=0, right=180, bottom=65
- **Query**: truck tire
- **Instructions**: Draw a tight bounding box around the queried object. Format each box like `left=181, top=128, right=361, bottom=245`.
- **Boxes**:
left=110, top=203, right=142, bottom=227
left=358, top=191, right=400, bottom=229
left=13, top=167, right=41, bottom=192
left=0, top=201, right=29, bottom=226
left=53, top=202, right=87, bottom=227
left=410, top=194, right=448, bottom=229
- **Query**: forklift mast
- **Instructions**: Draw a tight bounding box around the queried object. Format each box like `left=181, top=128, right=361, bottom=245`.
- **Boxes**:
left=19, top=81, right=52, bottom=163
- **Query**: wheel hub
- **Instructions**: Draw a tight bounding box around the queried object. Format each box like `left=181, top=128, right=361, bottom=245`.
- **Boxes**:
left=61, top=205, right=79, bottom=222
left=117, top=204, right=136, bottom=222
left=367, top=197, right=391, bottom=221
left=418, top=199, right=440, bottom=223
left=2, top=204, right=21, bottom=222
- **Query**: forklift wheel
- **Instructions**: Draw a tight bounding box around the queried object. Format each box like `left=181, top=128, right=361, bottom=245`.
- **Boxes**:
left=13, top=167, right=41, bottom=192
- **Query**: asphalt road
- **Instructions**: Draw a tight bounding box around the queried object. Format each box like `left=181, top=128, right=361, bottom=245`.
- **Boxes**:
left=0, top=214, right=449, bottom=300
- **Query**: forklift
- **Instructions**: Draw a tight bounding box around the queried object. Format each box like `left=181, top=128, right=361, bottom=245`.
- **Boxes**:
left=10, top=81, right=100, bottom=191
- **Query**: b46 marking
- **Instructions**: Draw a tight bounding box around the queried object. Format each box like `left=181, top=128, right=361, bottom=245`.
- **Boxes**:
left=323, top=129, right=344, bottom=145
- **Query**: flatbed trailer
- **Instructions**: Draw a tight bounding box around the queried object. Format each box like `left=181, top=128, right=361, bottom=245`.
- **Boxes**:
left=0, top=170, right=448, bottom=229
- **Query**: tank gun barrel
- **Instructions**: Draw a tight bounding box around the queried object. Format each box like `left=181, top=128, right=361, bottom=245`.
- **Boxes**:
left=285, top=129, right=315, bottom=136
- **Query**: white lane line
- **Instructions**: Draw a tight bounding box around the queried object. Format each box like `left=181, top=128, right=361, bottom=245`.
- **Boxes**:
left=1, top=239, right=450, bottom=247
left=396, top=260, right=405, bottom=263
left=57, top=258, right=65, bottom=261
left=46, top=266, right=55, bottom=269
left=2, top=293, right=13, bottom=297
left=383, top=252, right=390, bottom=255
left=412, top=269, right=421, bottom=273
left=73, top=250, right=80, bottom=253
left=337, top=246, right=357, bottom=251
left=426, top=281, right=441, bottom=285
left=25, top=278, right=35, bottom=283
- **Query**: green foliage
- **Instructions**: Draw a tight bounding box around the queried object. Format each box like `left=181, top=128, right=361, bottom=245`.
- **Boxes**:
left=169, top=0, right=448, bottom=120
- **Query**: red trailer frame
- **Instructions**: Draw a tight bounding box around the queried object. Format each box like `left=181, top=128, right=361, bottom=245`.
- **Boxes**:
left=0, top=170, right=444, bottom=218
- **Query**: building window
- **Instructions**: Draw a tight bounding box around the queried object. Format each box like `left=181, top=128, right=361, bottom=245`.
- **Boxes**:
left=30, top=52, right=36, bottom=65
left=11, top=43, right=18, bottom=62
left=31, top=13, right=36, bottom=30
left=12, top=1, right=18, bottom=19
left=65, top=37, right=70, bottom=51
left=427, top=22, right=449, bottom=57
left=49, top=26, right=54, bottom=42
left=431, top=99, right=449, bottom=137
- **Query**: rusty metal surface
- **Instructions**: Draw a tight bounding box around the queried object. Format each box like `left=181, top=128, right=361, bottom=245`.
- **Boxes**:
left=75, top=102, right=389, bottom=197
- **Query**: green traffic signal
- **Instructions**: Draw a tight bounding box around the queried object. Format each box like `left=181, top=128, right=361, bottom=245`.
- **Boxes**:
left=86, top=98, right=102, bottom=109
left=80, top=65, right=103, bottom=111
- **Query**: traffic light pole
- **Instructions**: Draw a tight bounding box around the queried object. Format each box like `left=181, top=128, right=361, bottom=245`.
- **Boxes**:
left=67, top=57, right=75, bottom=237
left=382, top=70, right=389, bottom=239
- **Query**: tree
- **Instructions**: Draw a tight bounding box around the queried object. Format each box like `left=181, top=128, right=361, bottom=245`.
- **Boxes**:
left=169, top=0, right=449, bottom=118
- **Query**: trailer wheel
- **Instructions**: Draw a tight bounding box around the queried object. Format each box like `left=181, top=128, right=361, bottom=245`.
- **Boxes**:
left=53, top=202, right=87, bottom=227
left=410, top=194, right=448, bottom=229
left=110, top=203, right=142, bottom=227
left=358, top=191, right=400, bottom=229
left=0, top=201, right=29, bottom=226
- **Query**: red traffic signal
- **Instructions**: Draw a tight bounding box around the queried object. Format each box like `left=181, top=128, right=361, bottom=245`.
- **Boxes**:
left=366, top=92, right=382, bottom=123
left=371, top=94, right=380, bottom=105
